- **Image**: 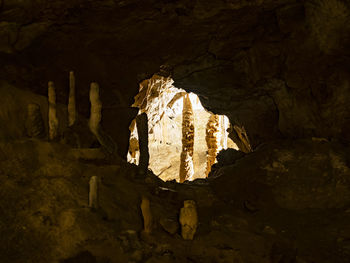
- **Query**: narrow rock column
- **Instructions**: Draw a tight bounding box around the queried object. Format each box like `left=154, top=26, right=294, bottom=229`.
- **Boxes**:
left=68, top=71, right=76, bottom=127
left=25, top=103, right=45, bottom=139
left=179, top=200, right=198, bottom=240
left=205, top=114, right=220, bottom=177
left=233, top=125, right=252, bottom=153
left=89, top=176, right=99, bottom=209
left=89, top=82, right=102, bottom=136
left=179, top=94, right=195, bottom=183
left=48, top=81, right=59, bottom=141
left=136, top=113, right=149, bottom=174
left=141, top=196, right=152, bottom=234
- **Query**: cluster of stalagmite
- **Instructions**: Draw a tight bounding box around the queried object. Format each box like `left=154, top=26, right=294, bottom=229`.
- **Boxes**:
left=205, top=114, right=221, bottom=177
left=139, top=197, right=198, bottom=240
left=25, top=71, right=117, bottom=156
left=179, top=94, right=195, bottom=183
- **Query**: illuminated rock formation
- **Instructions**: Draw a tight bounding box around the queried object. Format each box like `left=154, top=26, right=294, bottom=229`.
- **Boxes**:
left=127, top=119, right=140, bottom=165
left=25, top=103, right=45, bottom=139
left=67, top=71, right=76, bottom=127
left=128, top=75, right=237, bottom=182
left=141, top=196, right=152, bottom=234
left=179, top=94, right=195, bottom=183
left=89, top=175, right=99, bottom=209
left=205, top=114, right=220, bottom=177
left=179, top=200, right=198, bottom=240
left=136, top=113, right=149, bottom=174
left=48, top=81, right=59, bottom=141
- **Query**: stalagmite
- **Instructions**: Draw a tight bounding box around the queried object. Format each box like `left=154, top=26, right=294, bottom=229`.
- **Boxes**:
left=25, top=103, right=45, bottom=139
left=233, top=125, right=252, bottom=153
left=141, top=196, right=152, bottom=234
left=68, top=71, right=76, bottom=127
left=179, top=94, right=195, bottom=183
left=89, top=82, right=102, bottom=136
left=48, top=81, right=59, bottom=141
left=179, top=200, right=198, bottom=240
left=136, top=113, right=149, bottom=174
left=205, top=114, right=220, bottom=177
left=88, top=82, right=118, bottom=155
left=89, top=176, right=99, bottom=209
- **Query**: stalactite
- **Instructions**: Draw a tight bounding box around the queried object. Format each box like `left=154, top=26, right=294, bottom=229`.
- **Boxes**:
left=48, top=81, right=59, bottom=141
left=179, top=94, right=194, bottom=183
left=68, top=71, right=76, bottom=127
left=205, top=114, right=220, bottom=177
left=136, top=113, right=149, bottom=175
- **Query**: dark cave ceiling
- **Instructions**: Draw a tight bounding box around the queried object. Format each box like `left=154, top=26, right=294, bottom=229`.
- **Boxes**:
left=1, top=0, right=350, bottom=147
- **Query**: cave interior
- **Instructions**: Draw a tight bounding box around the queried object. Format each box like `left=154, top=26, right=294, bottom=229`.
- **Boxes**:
left=1, top=0, right=350, bottom=262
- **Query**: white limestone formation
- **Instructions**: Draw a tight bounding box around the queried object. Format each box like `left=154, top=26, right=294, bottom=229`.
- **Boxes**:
left=179, top=200, right=198, bottom=240
left=179, top=94, right=195, bottom=183
left=48, top=81, right=59, bottom=141
left=89, top=175, right=99, bottom=209
left=68, top=71, right=76, bottom=127
left=205, top=114, right=220, bottom=177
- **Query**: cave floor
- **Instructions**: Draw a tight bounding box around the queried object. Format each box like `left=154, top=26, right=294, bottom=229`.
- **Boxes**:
left=0, top=139, right=350, bottom=263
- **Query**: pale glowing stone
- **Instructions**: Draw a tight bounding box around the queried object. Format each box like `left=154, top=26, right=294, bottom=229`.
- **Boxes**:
left=127, top=74, right=239, bottom=182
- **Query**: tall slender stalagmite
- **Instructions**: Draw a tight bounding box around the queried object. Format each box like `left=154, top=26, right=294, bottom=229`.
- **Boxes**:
left=89, top=176, right=99, bottom=209
left=89, top=82, right=102, bottom=136
left=68, top=71, right=76, bottom=127
left=48, top=81, right=59, bottom=141
left=205, top=114, right=220, bottom=177
left=179, top=94, right=194, bottom=183
left=136, top=113, right=149, bottom=175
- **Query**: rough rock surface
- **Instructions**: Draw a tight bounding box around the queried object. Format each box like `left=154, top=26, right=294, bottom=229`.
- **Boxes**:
left=1, top=1, right=350, bottom=262
left=1, top=0, right=350, bottom=147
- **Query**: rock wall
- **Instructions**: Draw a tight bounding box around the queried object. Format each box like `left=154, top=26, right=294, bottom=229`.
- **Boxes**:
left=1, top=0, right=350, bottom=147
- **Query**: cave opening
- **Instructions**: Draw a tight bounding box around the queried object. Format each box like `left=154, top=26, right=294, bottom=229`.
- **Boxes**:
left=127, top=75, right=238, bottom=182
